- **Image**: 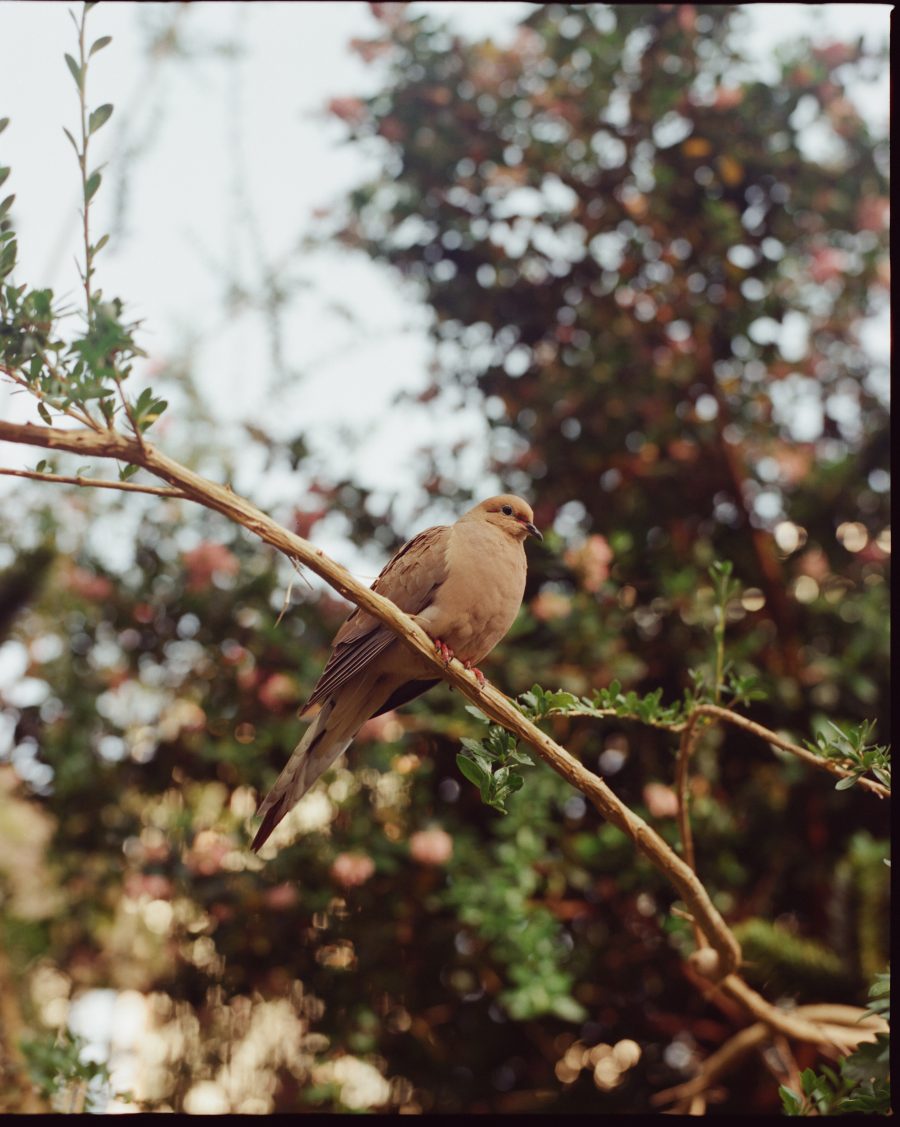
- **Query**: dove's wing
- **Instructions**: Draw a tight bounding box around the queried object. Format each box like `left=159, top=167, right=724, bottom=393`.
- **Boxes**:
left=303, top=524, right=450, bottom=712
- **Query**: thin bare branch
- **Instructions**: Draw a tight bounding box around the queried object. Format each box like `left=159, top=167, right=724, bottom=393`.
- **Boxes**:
left=0, top=465, right=187, bottom=498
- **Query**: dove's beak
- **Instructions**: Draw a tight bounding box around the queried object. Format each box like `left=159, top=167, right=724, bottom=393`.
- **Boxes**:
left=522, top=520, right=542, bottom=542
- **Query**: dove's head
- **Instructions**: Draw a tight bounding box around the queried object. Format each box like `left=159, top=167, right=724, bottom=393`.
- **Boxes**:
left=466, top=494, right=542, bottom=542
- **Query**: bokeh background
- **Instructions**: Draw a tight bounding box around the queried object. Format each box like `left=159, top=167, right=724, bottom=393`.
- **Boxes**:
left=0, top=1, right=890, bottom=1114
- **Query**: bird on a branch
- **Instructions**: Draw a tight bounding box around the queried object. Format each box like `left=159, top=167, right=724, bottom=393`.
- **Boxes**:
left=252, top=494, right=542, bottom=852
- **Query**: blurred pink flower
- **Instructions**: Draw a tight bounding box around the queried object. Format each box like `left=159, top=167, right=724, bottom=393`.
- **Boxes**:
left=184, top=830, right=231, bottom=876
left=257, top=674, right=300, bottom=711
left=857, top=197, right=889, bottom=232
left=813, top=42, right=855, bottom=69
left=808, top=247, right=846, bottom=285
left=331, top=852, right=375, bottom=888
left=264, top=883, right=299, bottom=910
left=531, top=590, right=573, bottom=622
left=124, top=873, right=173, bottom=900
left=797, top=548, right=830, bottom=582
left=327, top=96, right=368, bottom=126
left=64, top=565, right=113, bottom=601
left=565, top=534, right=614, bottom=593
left=643, top=782, right=679, bottom=819
left=182, top=542, right=239, bottom=592
left=409, top=828, right=453, bottom=866
left=712, top=86, right=744, bottom=110
left=292, top=507, right=327, bottom=539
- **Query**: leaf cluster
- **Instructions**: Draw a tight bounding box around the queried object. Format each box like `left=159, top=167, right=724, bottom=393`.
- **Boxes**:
left=806, top=718, right=891, bottom=793
left=456, top=706, right=534, bottom=813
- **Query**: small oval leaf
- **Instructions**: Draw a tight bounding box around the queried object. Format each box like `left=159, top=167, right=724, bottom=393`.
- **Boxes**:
left=64, top=53, right=83, bottom=90
left=89, top=104, right=114, bottom=134
left=85, top=171, right=102, bottom=202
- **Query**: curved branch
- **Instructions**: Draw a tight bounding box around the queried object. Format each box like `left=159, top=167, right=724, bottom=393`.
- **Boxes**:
left=0, top=416, right=885, bottom=1057
left=0, top=416, right=742, bottom=978
left=692, top=704, right=889, bottom=799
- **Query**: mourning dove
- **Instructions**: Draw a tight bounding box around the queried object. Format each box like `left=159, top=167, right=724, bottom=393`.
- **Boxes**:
left=251, top=494, right=541, bottom=851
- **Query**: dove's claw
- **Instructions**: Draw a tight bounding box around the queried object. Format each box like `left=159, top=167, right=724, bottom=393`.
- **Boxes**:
left=434, top=638, right=454, bottom=665
left=464, top=661, right=486, bottom=688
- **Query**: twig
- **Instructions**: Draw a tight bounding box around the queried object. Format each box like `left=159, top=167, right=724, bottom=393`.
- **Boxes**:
left=1, top=364, right=100, bottom=432
left=112, top=372, right=147, bottom=454
left=675, top=710, right=706, bottom=954
left=693, top=704, right=889, bottom=799
left=652, top=1004, right=885, bottom=1109
left=675, top=712, right=702, bottom=873
left=0, top=465, right=187, bottom=499
left=547, top=702, right=888, bottom=798
left=651, top=1022, right=770, bottom=1108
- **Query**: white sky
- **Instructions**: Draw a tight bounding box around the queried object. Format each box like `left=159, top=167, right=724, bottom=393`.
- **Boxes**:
left=0, top=2, right=891, bottom=569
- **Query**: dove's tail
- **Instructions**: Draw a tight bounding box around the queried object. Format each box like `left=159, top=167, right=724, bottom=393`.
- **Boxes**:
left=251, top=698, right=353, bottom=852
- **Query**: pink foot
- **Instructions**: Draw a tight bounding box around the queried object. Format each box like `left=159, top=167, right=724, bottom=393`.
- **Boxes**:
left=464, top=661, right=486, bottom=688
left=434, top=638, right=455, bottom=665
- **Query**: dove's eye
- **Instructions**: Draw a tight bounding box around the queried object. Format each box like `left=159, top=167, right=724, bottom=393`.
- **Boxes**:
left=501, top=504, right=513, bottom=516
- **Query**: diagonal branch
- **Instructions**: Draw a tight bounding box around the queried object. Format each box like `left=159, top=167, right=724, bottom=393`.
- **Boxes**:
left=0, top=416, right=742, bottom=978
left=0, top=416, right=881, bottom=1054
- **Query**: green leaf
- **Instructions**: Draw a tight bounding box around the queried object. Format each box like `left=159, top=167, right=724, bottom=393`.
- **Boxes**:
left=0, top=168, right=9, bottom=190
left=0, top=194, right=14, bottom=219
left=550, top=995, right=587, bottom=1022
left=0, top=118, right=9, bottom=135
left=464, top=704, right=489, bottom=723
left=89, top=104, right=114, bottom=135
left=37, top=402, right=53, bottom=425
left=90, top=35, right=112, bottom=55
left=64, top=53, right=83, bottom=90
left=62, top=127, right=79, bottom=155
left=0, top=237, right=17, bottom=277
left=779, top=1085, right=803, bottom=1115
left=92, top=233, right=110, bottom=255
left=119, top=464, right=139, bottom=481
left=85, top=171, right=102, bottom=202
left=456, top=753, right=489, bottom=791
left=834, top=774, right=858, bottom=791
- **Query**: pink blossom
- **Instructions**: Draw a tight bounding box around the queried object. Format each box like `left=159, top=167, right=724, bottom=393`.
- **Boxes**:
left=712, top=86, right=744, bottom=110
left=327, top=97, right=368, bottom=126
left=409, top=828, right=453, bottom=866
left=257, top=674, right=300, bottom=711
left=808, top=247, right=846, bottom=285
left=182, top=542, right=239, bottom=592
left=643, top=782, right=679, bottom=819
left=64, top=565, right=113, bottom=601
left=331, top=852, right=375, bottom=888
left=565, top=535, right=614, bottom=593
left=531, top=590, right=573, bottom=622
left=857, top=197, right=889, bottom=232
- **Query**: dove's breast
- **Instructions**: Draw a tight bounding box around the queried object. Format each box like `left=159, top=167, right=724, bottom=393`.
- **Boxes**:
left=416, top=522, right=527, bottom=664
